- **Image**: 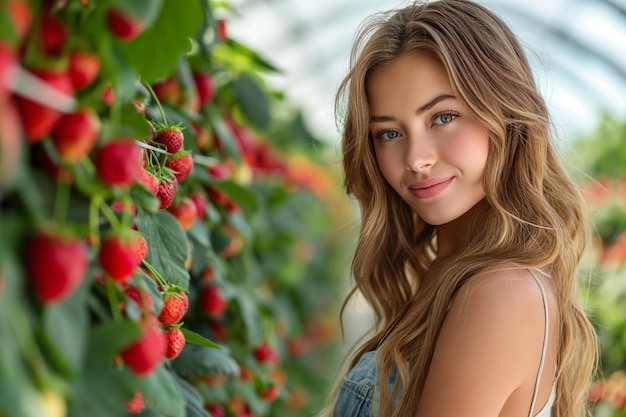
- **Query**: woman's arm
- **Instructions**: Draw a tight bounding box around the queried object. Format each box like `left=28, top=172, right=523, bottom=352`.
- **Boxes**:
left=415, top=268, right=553, bottom=417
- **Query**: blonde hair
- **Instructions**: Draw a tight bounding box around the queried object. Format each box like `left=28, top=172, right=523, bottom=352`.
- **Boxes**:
left=324, top=1, right=598, bottom=416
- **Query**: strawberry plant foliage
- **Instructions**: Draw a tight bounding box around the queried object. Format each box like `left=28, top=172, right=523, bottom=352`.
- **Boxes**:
left=0, top=0, right=350, bottom=416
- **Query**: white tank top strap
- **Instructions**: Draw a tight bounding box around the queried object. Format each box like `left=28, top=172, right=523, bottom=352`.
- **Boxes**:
left=527, top=268, right=550, bottom=417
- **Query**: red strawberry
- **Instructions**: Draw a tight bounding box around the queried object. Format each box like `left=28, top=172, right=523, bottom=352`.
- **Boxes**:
left=0, top=42, right=17, bottom=101
left=125, top=285, right=154, bottom=313
left=126, top=390, right=144, bottom=414
left=165, top=153, right=193, bottom=182
left=156, top=177, right=177, bottom=210
left=192, top=72, right=216, bottom=105
left=258, top=385, right=280, bottom=402
left=153, top=126, right=183, bottom=154
left=68, top=50, right=100, bottom=90
left=168, top=198, right=197, bottom=230
left=209, top=320, right=227, bottom=341
left=206, top=404, right=226, bottom=417
left=101, top=83, right=114, bottom=105
left=207, top=187, right=230, bottom=206
left=164, top=327, right=185, bottom=359
left=200, top=285, right=228, bottom=317
left=106, top=7, right=145, bottom=41
left=38, top=14, right=67, bottom=56
left=95, top=139, right=141, bottom=187
left=253, top=341, right=276, bottom=363
left=137, top=169, right=159, bottom=196
left=189, top=192, right=208, bottom=219
left=152, top=77, right=181, bottom=105
left=26, top=230, right=88, bottom=304
left=15, top=68, right=73, bottom=142
left=121, top=317, right=166, bottom=376
left=216, top=19, right=227, bottom=42
left=52, top=108, right=100, bottom=162
left=158, top=291, right=188, bottom=325
left=99, top=233, right=141, bottom=283
left=206, top=161, right=234, bottom=180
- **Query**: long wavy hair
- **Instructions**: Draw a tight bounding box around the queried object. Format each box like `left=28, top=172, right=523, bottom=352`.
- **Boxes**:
left=323, top=1, right=598, bottom=416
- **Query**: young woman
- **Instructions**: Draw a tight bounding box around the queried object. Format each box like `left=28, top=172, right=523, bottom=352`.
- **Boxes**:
left=324, top=1, right=597, bottom=416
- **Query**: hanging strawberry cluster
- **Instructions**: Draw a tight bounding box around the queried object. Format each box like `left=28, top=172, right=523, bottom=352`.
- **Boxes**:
left=0, top=1, right=348, bottom=417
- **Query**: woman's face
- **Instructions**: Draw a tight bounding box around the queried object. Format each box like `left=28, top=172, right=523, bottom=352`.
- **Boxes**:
left=367, top=53, right=489, bottom=226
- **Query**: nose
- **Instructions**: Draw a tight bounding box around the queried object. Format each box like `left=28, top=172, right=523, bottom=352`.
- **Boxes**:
left=405, top=133, right=436, bottom=172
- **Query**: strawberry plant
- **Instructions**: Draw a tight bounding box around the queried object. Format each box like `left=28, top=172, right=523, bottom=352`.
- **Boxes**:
left=0, top=1, right=350, bottom=417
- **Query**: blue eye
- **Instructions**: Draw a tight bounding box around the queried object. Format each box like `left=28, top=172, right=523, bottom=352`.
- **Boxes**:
left=434, top=111, right=460, bottom=125
left=375, top=129, right=401, bottom=141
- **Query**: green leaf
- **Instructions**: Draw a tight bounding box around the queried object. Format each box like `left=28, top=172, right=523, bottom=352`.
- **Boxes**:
left=235, top=292, right=263, bottom=344
left=136, top=210, right=190, bottom=289
left=181, top=328, right=221, bottom=349
left=40, top=271, right=91, bottom=378
left=232, top=74, right=271, bottom=129
left=121, top=102, right=152, bottom=140
left=85, top=321, right=142, bottom=364
left=136, top=366, right=185, bottom=417
left=205, top=105, right=240, bottom=160
left=172, top=344, right=239, bottom=377
left=68, top=322, right=142, bottom=417
left=172, top=374, right=212, bottom=417
left=210, top=180, right=258, bottom=217
left=111, top=0, right=164, bottom=26
left=115, top=0, right=204, bottom=83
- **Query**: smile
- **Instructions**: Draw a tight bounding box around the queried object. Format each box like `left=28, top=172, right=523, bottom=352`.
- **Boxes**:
left=409, top=176, right=454, bottom=199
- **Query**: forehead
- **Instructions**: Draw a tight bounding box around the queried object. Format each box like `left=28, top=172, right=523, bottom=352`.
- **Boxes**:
left=366, top=53, right=453, bottom=111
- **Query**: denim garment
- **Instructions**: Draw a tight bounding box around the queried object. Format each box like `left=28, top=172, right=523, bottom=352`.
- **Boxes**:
left=332, top=350, right=398, bottom=417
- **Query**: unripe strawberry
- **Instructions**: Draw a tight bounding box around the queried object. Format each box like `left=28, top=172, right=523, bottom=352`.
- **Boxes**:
left=26, top=230, right=88, bottom=304
left=99, top=233, right=141, bottom=283
left=106, top=8, right=145, bottom=41
left=158, top=291, right=188, bottom=325
left=164, top=327, right=185, bottom=359
left=15, top=68, right=73, bottom=142
left=121, top=318, right=166, bottom=376
left=95, top=139, right=141, bottom=187
left=168, top=198, right=197, bottom=230
left=156, top=177, right=177, bottom=210
left=165, top=153, right=193, bottom=182
left=6, top=0, right=32, bottom=43
left=153, top=126, right=183, bottom=154
left=68, top=50, right=100, bottom=90
left=200, top=285, right=227, bottom=317
left=52, top=108, right=100, bottom=162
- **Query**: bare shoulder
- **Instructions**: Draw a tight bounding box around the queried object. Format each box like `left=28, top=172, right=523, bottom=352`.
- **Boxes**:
left=415, top=267, right=557, bottom=416
left=451, top=267, right=554, bottom=317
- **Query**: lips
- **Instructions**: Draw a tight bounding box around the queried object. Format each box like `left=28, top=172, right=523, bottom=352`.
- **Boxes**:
left=409, top=176, right=454, bottom=199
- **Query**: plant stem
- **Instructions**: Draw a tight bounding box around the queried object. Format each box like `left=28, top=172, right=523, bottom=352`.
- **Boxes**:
left=52, top=177, right=70, bottom=227
left=142, top=80, right=168, bottom=125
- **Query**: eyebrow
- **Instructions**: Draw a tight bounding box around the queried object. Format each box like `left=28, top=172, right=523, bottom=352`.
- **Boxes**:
left=370, top=94, right=456, bottom=123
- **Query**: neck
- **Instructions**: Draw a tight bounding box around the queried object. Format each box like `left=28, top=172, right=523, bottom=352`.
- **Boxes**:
left=435, top=198, right=488, bottom=258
